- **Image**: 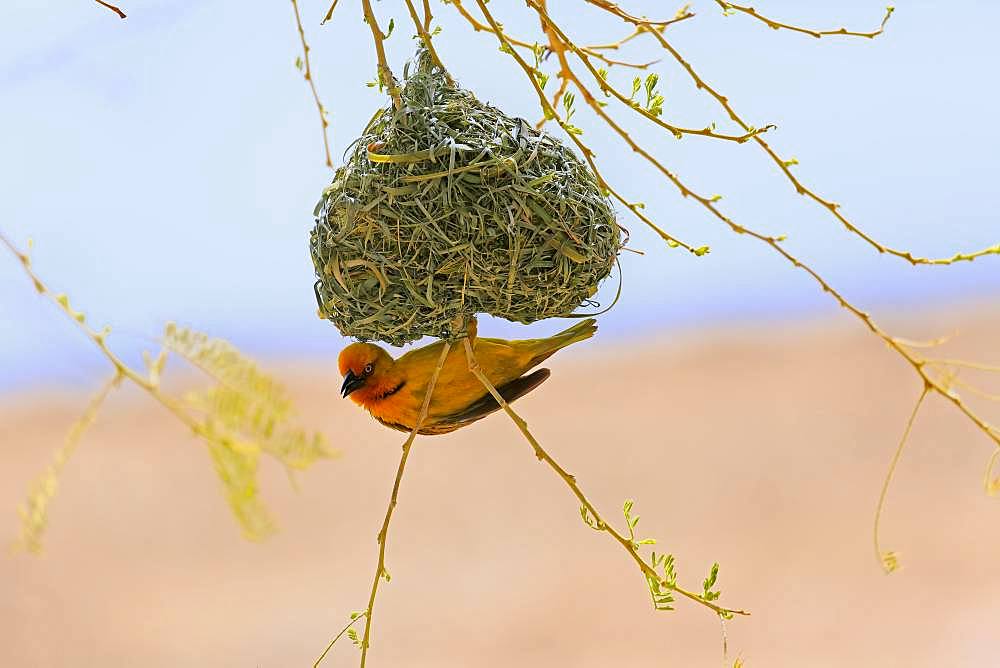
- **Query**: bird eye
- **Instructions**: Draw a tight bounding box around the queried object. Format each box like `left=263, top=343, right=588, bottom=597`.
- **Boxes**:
left=364, top=363, right=374, bottom=375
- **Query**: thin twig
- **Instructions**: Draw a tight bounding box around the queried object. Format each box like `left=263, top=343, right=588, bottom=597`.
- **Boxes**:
left=357, top=340, right=452, bottom=667
left=313, top=612, right=367, bottom=668
left=0, top=231, right=199, bottom=431
left=461, top=336, right=747, bottom=618
left=532, top=1, right=773, bottom=143
left=453, top=0, right=747, bottom=139
left=402, top=0, right=452, bottom=83
left=361, top=0, right=403, bottom=109
left=289, top=0, right=333, bottom=168
left=985, top=449, right=1000, bottom=496
left=454, top=1, right=710, bottom=256
left=716, top=2, right=895, bottom=39
left=873, top=384, right=929, bottom=574
left=585, top=6, right=695, bottom=50
left=94, top=0, right=126, bottom=19
left=421, top=0, right=433, bottom=33
left=321, top=0, right=340, bottom=25
left=588, top=0, right=999, bottom=266
left=15, top=372, right=123, bottom=553
left=582, top=0, right=686, bottom=27
left=925, top=358, right=1000, bottom=374
left=476, top=0, right=1000, bottom=466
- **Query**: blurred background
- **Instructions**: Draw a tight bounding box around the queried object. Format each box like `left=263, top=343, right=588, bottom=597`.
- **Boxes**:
left=1, top=1, right=998, bottom=666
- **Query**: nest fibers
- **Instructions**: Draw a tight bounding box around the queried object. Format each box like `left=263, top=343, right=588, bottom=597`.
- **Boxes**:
left=310, top=51, right=624, bottom=346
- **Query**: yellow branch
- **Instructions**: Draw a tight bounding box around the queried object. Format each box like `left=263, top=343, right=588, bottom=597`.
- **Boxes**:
left=402, top=0, right=452, bottom=83
left=532, top=2, right=773, bottom=144
left=461, top=334, right=748, bottom=618
left=289, top=0, right=333, bottom=168
left=15, top=372, right=123, bottom=553
left=313, top=611, right=367, bottom=668
left=357, top=340, right=452, bottom=667
left=0, top=231, right=201, bottom=433
left=474, top=0, right=1000, bottom=475
left=448, top=3, right=710, bottom=256
left=361, top=0, right=403, bottom=109
left=588, top=0, right=999, bottom=266
left=716, top=2, right=895, bottom=39
left=873, top=384, right=929, bottom=574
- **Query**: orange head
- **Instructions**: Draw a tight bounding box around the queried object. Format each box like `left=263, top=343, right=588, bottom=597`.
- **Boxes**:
left=337, top=342, right=398, bottom=405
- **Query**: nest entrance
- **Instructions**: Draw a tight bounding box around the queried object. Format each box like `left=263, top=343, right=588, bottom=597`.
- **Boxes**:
left=310, top=50, right=624, bottom=346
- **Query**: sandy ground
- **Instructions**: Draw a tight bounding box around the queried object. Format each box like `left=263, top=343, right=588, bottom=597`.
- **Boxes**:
left=2, top=306, right=999, bottom=667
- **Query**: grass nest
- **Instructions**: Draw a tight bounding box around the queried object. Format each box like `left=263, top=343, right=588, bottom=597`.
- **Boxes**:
left=310, top=50, right=624, bottom=346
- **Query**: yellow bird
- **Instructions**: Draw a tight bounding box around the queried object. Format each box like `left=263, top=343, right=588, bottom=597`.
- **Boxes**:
left=338, top=318, right=597, bottom=435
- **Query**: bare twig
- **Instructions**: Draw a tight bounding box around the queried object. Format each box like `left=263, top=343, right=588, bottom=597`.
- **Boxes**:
left=313, top=611, right=367, bottom=668
left=716, top=2, right=895, bottom=39
left=421, top=0, right=433, bottom=33
left=589, top=0, right=999, bottom=266
left=2, top=230, right=330, bottom=544
left=452, top=1, right=711, bottom=256
left=531, top=2, right=773, bottom=143
left=873, top=383, right=929, bottom=574
left=475, top=0, right=1000, bottom=473
left=462, top=336, right=747, bottom=618
left=402, top=0, right=452, bottom=83
left=585, top=5, right=695, bottom=50
left=321, top=0, right=340, bottom=25
left=361, top=0, right=403, bottom=109
left=15, top=372, right=123, bottom=553
left=94, top=0, right=126, bottom=19
left=357, top=340, right=452, bottom=667
left=289, top=0, right=333, bottom=168
left=0, top=231, right=198, bottom=430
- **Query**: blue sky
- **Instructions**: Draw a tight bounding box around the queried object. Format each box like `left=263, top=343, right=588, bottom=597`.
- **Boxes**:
left=1, top=0, right=997, bottom=391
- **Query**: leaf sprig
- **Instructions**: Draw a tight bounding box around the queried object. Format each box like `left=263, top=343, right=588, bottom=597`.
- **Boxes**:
left=3, top=232, right=334, bottom=549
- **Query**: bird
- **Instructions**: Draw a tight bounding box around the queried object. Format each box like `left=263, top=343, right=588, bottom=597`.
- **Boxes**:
left=337, top=318, right=597, bottom=435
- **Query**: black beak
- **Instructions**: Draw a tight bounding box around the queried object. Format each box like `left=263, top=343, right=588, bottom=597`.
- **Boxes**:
left=341, top=370, right=365, bottom=398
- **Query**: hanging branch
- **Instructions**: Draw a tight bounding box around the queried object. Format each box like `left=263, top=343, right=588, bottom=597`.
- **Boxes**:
left=448, top=3, right=711, bottom=256
left=715, top=2, right=895, bottom=39
left=461, top=337, right=747, bottom=618
left=872, top=383, right=929, bottom=574
left=356, top=340, right=452, bottom=668
left=0, top=232, right=198, bottom=428
left=289, top=0, right=333, bottom=168
left=453, top=0, right=755, bottom=137
left=514, top=0, right=1000, bottom=445
left=531, top=1, right=773, bottom=142
left=15, top=372, right=122, bottom=553
left=468, top=0, right=999, bottom=524
left=585, top=0, right=1000, bottom=266
left=2, top=230, right=332, bottom=545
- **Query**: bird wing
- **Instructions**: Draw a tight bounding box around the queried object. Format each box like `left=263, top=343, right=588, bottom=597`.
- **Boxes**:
left=437, top=368, right=551, bottom=429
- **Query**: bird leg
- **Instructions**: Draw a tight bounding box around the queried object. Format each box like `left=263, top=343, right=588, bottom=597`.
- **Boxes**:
left=463, top=337, right=544, bottom=460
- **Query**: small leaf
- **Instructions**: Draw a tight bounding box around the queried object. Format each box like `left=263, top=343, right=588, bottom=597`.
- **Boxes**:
left=881, top=551, right=900, bottom=573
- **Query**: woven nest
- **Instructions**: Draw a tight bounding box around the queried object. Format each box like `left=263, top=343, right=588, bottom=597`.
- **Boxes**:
left=310, top=50, right=624, bottom=346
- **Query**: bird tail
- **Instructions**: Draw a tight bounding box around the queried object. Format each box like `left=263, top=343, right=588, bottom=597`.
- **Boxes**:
left=528, top=317, right=597, bottom=365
